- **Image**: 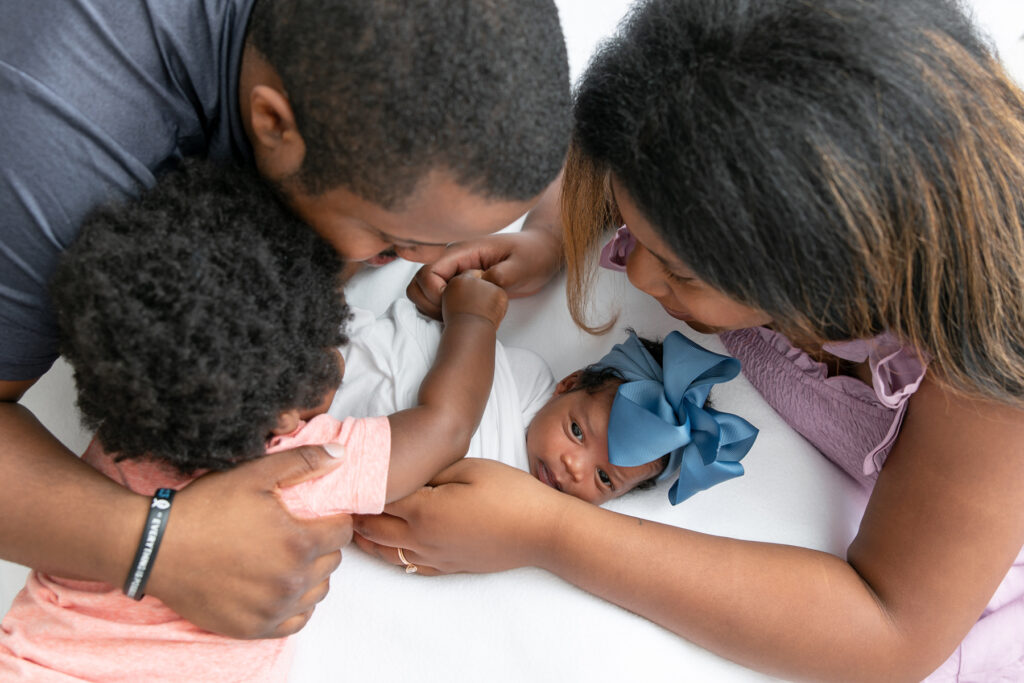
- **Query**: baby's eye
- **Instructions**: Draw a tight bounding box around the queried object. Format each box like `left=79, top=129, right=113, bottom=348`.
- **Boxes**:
left=570, top=421, right=583, bottom=440
left=597, top=468, right=612, bottom=488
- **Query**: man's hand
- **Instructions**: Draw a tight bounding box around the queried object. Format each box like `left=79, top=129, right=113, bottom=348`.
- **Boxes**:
left=407, top=229, right=562, bottom=320
left=146, top=447, right=353, bottom=639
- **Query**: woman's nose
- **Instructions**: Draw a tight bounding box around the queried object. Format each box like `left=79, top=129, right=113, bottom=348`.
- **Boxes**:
left=625, top=243, right=667, bottom=298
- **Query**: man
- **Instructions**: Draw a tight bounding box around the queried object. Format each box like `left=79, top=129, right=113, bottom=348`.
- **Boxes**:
left=0, top=0, right=569, bottom=639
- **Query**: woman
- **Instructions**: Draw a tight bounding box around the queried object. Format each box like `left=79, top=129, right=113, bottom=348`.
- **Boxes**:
left=356, top=0, right=1024, bottom=679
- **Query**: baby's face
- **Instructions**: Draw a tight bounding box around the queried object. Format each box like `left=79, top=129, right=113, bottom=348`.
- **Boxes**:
left=526, top=373, right=665, bottom=505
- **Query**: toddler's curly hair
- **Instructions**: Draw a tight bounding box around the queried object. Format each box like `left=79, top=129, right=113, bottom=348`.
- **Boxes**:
left=51, top=160, right=349, bottom=474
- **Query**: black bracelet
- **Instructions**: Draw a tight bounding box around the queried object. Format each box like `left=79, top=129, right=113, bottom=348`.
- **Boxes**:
left=123, top=488, right=176, bottom=600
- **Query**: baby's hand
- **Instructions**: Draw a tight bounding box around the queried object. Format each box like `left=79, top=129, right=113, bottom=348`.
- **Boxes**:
left=440, top=269, right=509, bottom=329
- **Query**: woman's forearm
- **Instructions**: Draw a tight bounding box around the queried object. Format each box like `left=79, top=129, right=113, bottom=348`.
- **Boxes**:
left=0, top=402, right=144, bottom=583
left=537, top=499, right=929, bottom=682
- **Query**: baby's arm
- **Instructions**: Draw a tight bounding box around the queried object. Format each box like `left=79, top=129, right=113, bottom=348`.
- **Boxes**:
left=385, top=271, right=508, bottom=501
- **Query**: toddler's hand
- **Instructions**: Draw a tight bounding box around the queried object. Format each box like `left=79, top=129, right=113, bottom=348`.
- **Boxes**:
left=440, top=269, right=508, bottom=329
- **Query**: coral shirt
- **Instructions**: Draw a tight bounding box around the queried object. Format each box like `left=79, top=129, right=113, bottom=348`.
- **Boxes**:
left=0, top=415, right=390, bottom=682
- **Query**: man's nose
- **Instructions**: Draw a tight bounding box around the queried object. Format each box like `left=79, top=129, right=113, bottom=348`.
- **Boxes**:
left=396, top=243, right=447, bottom=264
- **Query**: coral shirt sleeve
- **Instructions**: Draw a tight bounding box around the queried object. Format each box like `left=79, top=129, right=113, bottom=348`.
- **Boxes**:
left=267, top=415, right=391, bottom=517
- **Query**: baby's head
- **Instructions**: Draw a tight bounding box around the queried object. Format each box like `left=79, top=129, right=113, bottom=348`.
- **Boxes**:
left=51, top=160, right=348, bottom=474
left=526, top=331, right=758, bottom=506
left=526, top=337, right=668, bottom=505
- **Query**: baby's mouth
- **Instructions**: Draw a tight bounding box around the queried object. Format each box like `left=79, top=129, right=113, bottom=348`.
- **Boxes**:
left=534, top=459, right=562, bottom=492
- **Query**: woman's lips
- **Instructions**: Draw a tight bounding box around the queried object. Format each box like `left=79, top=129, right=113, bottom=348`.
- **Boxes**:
left=659, top=301, right=694, bottom=321
left=658, top=302, right=719, bottom=334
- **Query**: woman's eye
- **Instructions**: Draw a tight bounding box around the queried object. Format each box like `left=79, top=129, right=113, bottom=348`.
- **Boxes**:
left=570, top=421, right=583, bottom=439
left=664, top=266, right=695, bottom=285
left=598, top=469, right=612, bottom=487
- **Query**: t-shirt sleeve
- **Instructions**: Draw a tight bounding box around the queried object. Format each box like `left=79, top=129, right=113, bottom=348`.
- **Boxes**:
left=0, top=0, right=253, bottom=380
left=270, top=415, right=391, bottom=517
left=504, top=346, right=556, bottom=425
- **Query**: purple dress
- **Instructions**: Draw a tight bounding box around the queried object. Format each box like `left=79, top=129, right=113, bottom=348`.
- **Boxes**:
left=600, top=226, right=1024, bottom=681
left=720, top=327, right=1024, bottom=682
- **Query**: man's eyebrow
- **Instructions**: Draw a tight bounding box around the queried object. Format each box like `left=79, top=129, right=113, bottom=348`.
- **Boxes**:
left=374, top=228, right=448, bottom=248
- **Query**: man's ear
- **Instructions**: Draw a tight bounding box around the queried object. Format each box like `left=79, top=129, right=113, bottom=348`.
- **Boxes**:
left=271, top=409, right=302, bottom=436
left=247, top=84, right=306, bottom=181
left=554, top=370, right=584, bottom=395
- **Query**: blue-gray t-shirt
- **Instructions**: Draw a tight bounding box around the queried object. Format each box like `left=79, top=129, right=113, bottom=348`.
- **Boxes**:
left=0, top=0, right=256, bottom=380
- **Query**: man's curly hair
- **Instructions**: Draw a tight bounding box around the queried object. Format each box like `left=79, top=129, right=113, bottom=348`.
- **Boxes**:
left=51, top=160, right=349, bottom=475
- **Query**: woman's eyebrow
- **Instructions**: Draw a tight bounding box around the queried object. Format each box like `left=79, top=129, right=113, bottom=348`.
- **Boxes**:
left=607, top=181, right=690, bottom=275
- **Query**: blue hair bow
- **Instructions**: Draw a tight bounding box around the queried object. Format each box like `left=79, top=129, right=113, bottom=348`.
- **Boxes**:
left=596, top=331, right=758, bottom=505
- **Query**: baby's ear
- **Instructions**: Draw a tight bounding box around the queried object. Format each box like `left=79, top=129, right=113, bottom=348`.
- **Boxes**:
left=554, top=370, right=584, bottom=395
left=271, top=409, right=302, bottom=436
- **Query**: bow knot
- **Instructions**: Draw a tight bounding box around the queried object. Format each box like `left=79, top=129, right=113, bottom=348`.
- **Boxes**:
left=597, top=331, right=758, bottom=504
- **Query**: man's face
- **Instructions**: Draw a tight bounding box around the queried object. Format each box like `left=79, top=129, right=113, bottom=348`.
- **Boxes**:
left=280, top=171, right=536, bottom=265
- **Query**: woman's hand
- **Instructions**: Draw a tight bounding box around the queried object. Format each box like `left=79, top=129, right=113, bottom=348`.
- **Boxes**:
left=352, top=458, right=568, bottom=575
left=407, top=229, right=563, bottom=320
left=145, top=447, right=353, bottom=639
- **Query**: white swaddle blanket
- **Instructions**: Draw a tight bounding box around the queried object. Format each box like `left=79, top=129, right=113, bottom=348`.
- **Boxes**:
left=326, top=300, right=556, bottom=472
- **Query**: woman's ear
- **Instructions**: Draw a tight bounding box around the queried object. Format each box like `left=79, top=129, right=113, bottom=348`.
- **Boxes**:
left=246, top=84, right=306, bottom=181
left=271, top=409, right=302, bottom=436
left=554, top=370, right=584, bottom=395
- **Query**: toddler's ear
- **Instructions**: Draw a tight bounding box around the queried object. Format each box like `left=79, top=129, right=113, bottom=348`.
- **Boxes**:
left=271, top=409, right=302, bottom=436
left=554, top=370, right=584, bottom=395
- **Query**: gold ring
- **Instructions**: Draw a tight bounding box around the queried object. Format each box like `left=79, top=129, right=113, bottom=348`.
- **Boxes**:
left=396, top=547, right=418, bottom=574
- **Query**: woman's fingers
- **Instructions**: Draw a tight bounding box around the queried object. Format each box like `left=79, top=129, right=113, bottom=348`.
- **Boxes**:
left=352, top=532, right=443, bottom=576
left=352, top=511, right=412, bottom=549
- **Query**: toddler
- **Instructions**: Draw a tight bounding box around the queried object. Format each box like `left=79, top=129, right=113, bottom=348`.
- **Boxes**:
left=0, top=160, right=507, bottom=682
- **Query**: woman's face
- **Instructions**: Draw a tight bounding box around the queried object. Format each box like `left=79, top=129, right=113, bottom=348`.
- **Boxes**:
left=612, top=177, right=772, bottom=334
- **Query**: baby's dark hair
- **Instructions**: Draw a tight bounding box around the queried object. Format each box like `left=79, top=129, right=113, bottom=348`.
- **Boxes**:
left=245, top=0, right=571, bottom=207
left=51, top=160, right=349, bottom=475
left=572, top=333, right=673, bottom=490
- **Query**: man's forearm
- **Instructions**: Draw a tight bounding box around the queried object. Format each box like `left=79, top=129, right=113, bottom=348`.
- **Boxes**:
left=520, top=170, right=564, bottom=247
left=0, top=403, right=145, bottom=583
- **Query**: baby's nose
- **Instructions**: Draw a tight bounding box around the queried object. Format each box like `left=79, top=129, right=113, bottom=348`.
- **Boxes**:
left=560, top=450, right=585, bottom=483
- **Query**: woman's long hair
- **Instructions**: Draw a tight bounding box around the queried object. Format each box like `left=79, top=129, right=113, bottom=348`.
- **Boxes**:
left=564, top=0, right=1024, bottom=405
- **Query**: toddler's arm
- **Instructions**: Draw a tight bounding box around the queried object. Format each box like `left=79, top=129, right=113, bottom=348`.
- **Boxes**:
left=385, top=271, right=508, bottom=501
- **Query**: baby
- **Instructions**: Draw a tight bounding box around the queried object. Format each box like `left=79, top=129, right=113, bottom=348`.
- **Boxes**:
left=333, top=299, right=759, bottom=507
